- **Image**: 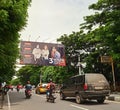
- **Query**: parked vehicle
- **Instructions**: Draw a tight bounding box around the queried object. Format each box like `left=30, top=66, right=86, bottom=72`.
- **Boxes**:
left=35, top=83, right=47, bottom=94
left=60, top=73, right=110, bottom=104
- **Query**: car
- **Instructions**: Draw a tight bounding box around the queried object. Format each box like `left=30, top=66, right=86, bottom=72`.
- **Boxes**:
left=35, top=83, right=48, bottom=94
left=60, top=73, right=110, bottom=104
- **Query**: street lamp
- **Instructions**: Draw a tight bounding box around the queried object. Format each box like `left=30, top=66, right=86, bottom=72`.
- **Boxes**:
left=75, top=50, right=84, bottom=75
left=40, top=73, right=42, bottom=84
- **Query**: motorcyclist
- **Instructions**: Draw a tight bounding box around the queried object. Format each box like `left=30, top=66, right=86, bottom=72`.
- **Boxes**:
left=16, top=84, right=21, bottom=92
left=25, top=81, right=32, bottom=95
left=46, top=79, right=55, bottom=97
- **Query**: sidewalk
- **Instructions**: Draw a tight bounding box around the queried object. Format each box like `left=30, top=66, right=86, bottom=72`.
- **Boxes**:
left=107, top=92, right=120, bottom=102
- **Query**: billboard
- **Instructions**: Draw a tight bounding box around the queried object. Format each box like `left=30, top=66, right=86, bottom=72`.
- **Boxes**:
left=20, top=41, right=66, bottom=66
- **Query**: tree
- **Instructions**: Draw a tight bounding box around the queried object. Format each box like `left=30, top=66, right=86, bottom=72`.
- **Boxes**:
left=81, top=0, right=120, bottom=61
left=17, top=65, right=73, bottom=85
left=0, top=0, right=31, bottom=82
left=41, top=66, right=73, bottom=84
left=80, top=0, right=120, bottom=81
left=58, top=0, right=120, bottom=83
left=17, top=65, right=40, bottom=85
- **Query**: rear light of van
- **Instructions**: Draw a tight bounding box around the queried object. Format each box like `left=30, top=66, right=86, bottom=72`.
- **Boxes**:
left=83, top=83, right=88, bottom=91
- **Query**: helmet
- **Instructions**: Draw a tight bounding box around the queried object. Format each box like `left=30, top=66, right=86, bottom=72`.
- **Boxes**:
left=49, top=79, right=52, bottom=82
left=27, top=81, right=30, bottom=84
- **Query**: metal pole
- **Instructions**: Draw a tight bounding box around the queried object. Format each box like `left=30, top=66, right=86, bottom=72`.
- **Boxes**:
left=40, top=73, right=42, bottom=84
left=35, top=36, right=40, bottom=42
left=78, top=55, right=81, bottom=75
left=111, top=61, right=116, bottom=91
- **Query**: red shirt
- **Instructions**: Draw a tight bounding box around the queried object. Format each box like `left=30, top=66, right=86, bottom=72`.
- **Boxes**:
left=46, top=82, right=55, bottom=90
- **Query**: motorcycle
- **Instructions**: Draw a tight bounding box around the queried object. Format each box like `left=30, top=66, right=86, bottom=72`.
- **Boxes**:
left=46, top=90, right=56, bottom=103
left=25, top=90, right=32, bottom=99
left=16, top=88, right=20, bottom=92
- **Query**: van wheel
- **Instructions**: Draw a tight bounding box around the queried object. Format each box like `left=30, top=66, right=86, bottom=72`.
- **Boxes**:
left=60, top=93, right=65, bottom=100
left=76, top=94, right=83, bottom=104
left=97, top=98, right=105, bottom=103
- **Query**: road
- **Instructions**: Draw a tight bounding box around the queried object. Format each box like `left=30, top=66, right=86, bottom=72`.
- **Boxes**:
left=3, top=89, right=120, bottom=110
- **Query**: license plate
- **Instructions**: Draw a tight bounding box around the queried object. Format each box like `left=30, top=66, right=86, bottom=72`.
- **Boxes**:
left=95, top=87, right=103, bottom=89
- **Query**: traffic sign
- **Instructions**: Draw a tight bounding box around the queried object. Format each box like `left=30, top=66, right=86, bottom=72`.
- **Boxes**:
left=101, top=56, right=113, bottom=63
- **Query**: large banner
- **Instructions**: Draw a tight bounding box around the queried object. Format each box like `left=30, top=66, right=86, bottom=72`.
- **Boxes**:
left=20, top=41, right=66, bottom=66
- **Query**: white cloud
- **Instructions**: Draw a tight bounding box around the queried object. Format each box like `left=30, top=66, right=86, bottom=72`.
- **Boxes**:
left=20, top=0, right=98, bottom=43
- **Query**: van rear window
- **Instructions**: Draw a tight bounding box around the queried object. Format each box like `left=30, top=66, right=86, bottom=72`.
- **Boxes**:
left=85, top=74, right=108, bottom=84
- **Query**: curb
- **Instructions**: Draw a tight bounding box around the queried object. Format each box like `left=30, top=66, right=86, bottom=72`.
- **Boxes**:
left=107, top=95, right=120, bottom=102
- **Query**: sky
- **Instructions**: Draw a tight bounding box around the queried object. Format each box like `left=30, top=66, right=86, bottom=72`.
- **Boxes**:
left=20, top=0, right=98, bottom=43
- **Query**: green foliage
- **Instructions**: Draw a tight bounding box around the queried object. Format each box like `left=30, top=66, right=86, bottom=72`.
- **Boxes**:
left=10, top=78, right=20, bottom=85
left=17, top=65, right=39, bottom=85
left=0, top=0, right=31, bottom=82
left=17, top=65, right=73, bottom=85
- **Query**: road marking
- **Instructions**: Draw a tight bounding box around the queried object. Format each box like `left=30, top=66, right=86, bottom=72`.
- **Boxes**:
left=7, top=92, right=11, bottom=110
left=70, top=104, right=89, bottom=110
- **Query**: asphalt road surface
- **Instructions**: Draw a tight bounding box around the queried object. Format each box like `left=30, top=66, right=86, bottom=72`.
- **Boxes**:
left=2, top=89, right=120, bottom=110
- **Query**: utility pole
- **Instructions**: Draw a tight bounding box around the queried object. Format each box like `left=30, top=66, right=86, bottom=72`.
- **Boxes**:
left=111, top=59, right=116, bottom=91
